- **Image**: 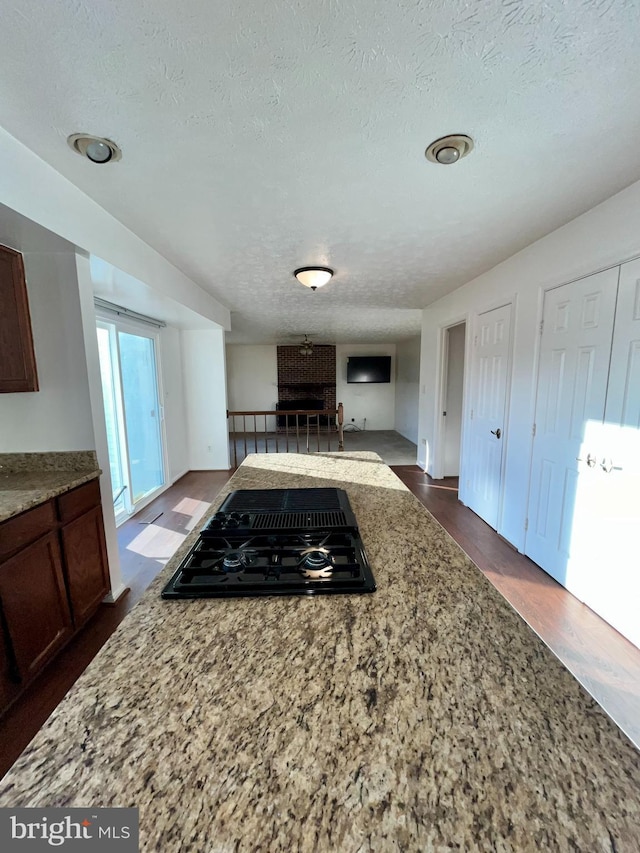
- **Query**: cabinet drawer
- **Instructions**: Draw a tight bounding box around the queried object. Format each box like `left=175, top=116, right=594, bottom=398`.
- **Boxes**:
left=0, top=501, right=56, bottom=562
left=57, top=479, right=101, bottom=524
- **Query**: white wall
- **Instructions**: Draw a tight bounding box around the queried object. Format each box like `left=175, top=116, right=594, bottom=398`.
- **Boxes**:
left=182, top=329, right=230, bottom=470
left=0, top=127, right=230, bottom=330
left=226, top=345, right=278, bottom=431
left=0, top=216, right=94, bottom=451
left=75, top=254, right=124, bottom=601
left=159, top=326, right=189, bottom=482
left=394, top=337, right=420, bottom=444
left=336, top=344, right=396, bottom=430
left=418, top=178, right=640, bottom=552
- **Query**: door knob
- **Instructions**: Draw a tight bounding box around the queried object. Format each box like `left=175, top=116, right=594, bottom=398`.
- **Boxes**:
left=490, top=428, right=501, bottom=439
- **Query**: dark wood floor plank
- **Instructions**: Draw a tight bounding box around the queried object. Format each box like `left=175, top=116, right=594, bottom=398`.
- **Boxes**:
left=1, top=463, right=638, bottom=780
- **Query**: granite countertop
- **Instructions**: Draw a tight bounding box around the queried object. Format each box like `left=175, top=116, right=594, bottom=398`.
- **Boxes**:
left=0, top=452, right=638, bottom=851
left=0, top=452, right=101, bottom=523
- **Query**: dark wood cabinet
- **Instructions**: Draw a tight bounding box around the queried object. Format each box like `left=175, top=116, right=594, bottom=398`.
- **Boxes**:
left=0, top=609, right=19, bottom=708
left=0, top=244, right=38, bottom=393
left=0, top=478, right=110, bottom=714
left=58, top=479, right=109, bottom=628
left=0, top=500, right=57, bottom=562
left=61, top=506, right=109, bottom=628
left=0, top=533, right=72, bottom=681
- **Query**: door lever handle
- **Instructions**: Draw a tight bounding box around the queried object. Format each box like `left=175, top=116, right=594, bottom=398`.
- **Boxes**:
left=490, top=428, right=501, bottom=439
left=600, top=457, right=622, bottom=474
left=576, top=453, right=597, bottom=468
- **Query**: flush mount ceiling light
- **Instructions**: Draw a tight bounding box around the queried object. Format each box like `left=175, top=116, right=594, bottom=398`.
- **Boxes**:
left=294, top=267, right=333, bottom=291
left=299, top=335, right=314, bottom=356
left=425, top=134, right=474, bottom=165
left=67, top=133, right=122, bottom=164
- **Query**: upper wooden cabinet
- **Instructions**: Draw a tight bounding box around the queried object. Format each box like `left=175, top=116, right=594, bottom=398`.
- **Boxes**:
left=0, top=244, right=38, bottom=393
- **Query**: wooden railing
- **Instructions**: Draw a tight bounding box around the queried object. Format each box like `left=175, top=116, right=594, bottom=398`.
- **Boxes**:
left=227, top=402, right=344, bottom=468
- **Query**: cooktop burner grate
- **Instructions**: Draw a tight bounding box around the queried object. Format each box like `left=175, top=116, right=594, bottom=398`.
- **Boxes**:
left=250, top=510, right=349, bottom=530
left=223, top=488, right=343, bottom=512
left=161, top=488, right=376, bottom=599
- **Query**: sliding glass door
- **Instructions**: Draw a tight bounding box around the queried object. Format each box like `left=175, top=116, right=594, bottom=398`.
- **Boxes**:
left=96, top=317, right=166, bottom=523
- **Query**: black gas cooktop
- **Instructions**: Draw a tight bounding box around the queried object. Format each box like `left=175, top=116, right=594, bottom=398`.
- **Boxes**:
left=161, top=488, right=376, bottom=599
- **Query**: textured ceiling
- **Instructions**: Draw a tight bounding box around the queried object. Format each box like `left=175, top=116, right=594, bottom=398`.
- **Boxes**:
left=1, top=0, right=640, bottom=342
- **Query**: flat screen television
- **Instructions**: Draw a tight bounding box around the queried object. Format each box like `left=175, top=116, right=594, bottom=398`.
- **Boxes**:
left=347, top=356, right=391, bottom=384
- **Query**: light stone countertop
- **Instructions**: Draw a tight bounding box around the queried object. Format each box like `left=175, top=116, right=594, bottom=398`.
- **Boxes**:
left=0, top=452, right=101, bottom=523
left=0, top=452, right=638, bottom=851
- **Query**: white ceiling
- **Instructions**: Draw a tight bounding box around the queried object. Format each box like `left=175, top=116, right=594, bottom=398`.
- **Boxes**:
left=1, top=0, right=640, bottom=343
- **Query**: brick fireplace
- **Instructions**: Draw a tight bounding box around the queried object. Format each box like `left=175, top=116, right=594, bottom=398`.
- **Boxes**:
left=276, top=345, right=336, bottom=426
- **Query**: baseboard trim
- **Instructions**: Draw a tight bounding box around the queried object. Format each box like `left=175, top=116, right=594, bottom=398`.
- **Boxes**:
left=102, top=584, right=129, bottom=606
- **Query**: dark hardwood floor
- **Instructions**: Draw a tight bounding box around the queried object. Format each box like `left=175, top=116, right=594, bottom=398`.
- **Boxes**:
left=1, top=464, right=638, bottom=779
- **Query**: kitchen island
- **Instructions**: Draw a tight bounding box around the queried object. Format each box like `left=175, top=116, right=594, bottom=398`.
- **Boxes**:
left=0, top=452, right=638, bottom=851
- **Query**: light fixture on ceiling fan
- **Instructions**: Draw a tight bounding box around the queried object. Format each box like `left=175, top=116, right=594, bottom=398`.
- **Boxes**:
left=299, top=335, right=314, bottom=356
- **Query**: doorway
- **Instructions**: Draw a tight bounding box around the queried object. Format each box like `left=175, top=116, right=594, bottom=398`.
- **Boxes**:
left=441, top=323, right=466, bottom=478
left=96, top=316, right=166, bottom=524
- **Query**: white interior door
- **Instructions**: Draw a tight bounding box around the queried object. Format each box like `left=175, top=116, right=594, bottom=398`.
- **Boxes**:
left=525, top=268, right=619, bottom=585
left=463, top=303, right=512, bottom=529
left=569, top=260, right=640, bottom=646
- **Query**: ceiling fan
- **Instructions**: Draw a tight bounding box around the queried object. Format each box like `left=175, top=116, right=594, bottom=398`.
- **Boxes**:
left=298, top=334, right=314, bottom=356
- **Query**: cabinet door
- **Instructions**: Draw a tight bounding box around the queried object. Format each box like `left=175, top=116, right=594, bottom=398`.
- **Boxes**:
left=0, top=533, right=73, bottom=682
left=0, top=244, right=38, bottom=393
left=60, top=507, right=109, bottom=628
left=0, top=615, right=19, bottom=708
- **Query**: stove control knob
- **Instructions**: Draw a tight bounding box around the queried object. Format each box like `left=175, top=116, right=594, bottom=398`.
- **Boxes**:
left=240, top=513, right=250, bottom=525
left=226, top=513, right=240, bottom=528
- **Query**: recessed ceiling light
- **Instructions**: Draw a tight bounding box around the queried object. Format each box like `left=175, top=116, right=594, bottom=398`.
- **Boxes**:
left=294, top=267, right=333, bottom=291
left=67, top=133, right=122, bottom=164
left=425, top=134, right=474, bottom=165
